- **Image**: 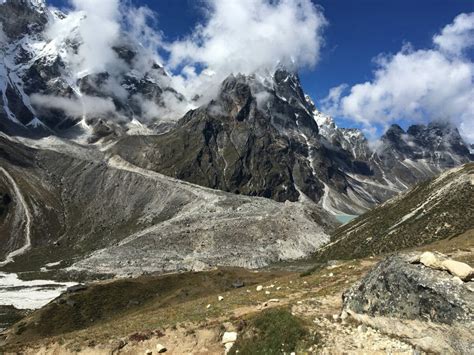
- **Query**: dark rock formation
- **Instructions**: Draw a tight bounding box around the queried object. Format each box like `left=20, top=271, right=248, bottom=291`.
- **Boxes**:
left=113, top=72, right=328, bottom=203
left=342, top=253, right=474, bottom=353
left=343, top=254, right=473, bottom=324
left=0, top=0, right=183, bottom=140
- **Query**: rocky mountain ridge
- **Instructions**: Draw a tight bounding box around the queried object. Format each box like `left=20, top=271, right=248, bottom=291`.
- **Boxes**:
left=0, top=0, right=472, bottom=218
left=112, top=71, right=473, bottom=215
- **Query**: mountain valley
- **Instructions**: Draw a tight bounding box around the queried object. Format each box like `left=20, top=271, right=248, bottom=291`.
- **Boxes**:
left=0, top=1, right=473, bottom=354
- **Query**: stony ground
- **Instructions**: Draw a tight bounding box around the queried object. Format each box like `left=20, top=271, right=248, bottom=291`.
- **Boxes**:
left=2, top=230, right=472, bottom=354
left=0, top=258, right=416, bottom=354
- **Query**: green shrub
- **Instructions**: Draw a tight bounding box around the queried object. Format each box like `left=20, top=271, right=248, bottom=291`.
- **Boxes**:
left=230, top=308, right=309, bottom=355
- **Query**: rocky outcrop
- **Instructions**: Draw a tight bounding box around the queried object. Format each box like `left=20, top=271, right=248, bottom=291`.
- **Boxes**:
left=416, top=251, right=474, bottom=281
left=113, top=71, right=330, bottom=204
left=342, top=253, right=474, bottom=353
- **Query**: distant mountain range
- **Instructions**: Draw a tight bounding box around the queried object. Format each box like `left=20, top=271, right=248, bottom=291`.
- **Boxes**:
left=0, top=0, right=473, bottom=273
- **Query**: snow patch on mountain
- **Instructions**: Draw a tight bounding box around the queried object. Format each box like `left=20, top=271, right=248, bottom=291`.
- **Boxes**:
left=0, top=272, right=76, bottom=310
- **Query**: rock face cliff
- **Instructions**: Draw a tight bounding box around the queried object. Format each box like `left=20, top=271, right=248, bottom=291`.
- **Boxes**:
left=112, top=71, right=473, bottom=214
left=113, top=71, right=329, bottom=204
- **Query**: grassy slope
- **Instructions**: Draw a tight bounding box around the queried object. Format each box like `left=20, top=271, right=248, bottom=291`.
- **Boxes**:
left=2, top=268, right=288, bottom=349
left=229, top=308, right=312, bottom=355
left=314, top=163, right=473, bottom=261
left=1, top=259, right=373, bottom=353
left=2, top=229, right=472, bottom=353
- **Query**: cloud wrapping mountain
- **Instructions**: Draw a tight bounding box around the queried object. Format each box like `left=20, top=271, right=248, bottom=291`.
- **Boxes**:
left=166, top=0, right=327, bottom=100
left=322, top=13, right=474, bottom=142
left=33, top=0, right=327, bottom=120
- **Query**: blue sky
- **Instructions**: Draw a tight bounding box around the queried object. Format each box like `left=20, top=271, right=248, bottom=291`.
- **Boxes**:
left=47, top=0, right=474, bottom=139
left=48, top=0, right=472, bottom=100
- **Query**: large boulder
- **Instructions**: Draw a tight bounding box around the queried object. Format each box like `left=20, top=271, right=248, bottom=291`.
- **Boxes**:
left=442, top=259, right=474, bottom=281
left=342, top=253, right=474, bottom=354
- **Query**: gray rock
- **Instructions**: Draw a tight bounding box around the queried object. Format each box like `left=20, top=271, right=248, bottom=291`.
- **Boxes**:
left=343, top=253, right=474, bottom=353
left=232, top=280, right=245, bottom=289
left=343, top=254, right=473, bottom=324
left=442, top=259, right=474, bottom=281
left=156, top=343, right=167, bottom=353
left=66, top=284, right=88, bottom=293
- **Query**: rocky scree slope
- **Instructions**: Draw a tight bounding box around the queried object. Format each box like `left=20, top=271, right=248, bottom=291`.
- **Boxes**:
left=0, top=133, right=336, bottom=276
left=316, top=163, right=474, bottom=260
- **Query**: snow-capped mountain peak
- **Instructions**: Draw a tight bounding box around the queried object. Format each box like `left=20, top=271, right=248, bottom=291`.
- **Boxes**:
left=0, top=1, right=184, bottom=142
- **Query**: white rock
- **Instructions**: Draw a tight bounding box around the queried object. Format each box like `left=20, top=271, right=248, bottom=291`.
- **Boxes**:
left=442, top=259, right=473, bottom=281
left=256, top=285, right=263, bottom=291
left=224, top=342, right=234, bottom=354
left=452, top=276, right=464, bottom=285
left=265, top=291, right=271, bottom=295
left=268, top=299, right=280, bottom=303
left=218, top=295, right=224, bottom=301
left=206, top=304, right=211, bottom=309
left=419, top=252, right=446, bottom=270
left=332, top=314, right=339, bottom=321
left=329, top=272, right=334, bottom=277
left=222, top=331, right=238, bottom=344
left=156, top=344, right=167, bottom=353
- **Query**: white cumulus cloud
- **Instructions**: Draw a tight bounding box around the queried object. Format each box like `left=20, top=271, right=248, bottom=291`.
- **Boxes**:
left=166, top=0, right=327, bottom=100
left=433, top=12, right=474, bottom=56
left=322, top=13, right=474, bottom=143
left=69, top=0, right=121, bottom=77
left=31, top=94, right=117, bottom=118
left=38, top=0, right=327, bottom=123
